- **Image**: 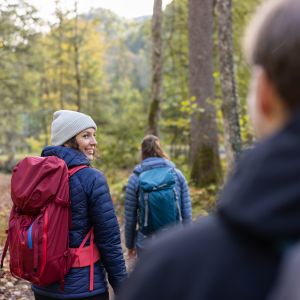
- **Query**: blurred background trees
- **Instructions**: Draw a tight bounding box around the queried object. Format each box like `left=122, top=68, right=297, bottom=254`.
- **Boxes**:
left=0, top=0, right=261, bottom=188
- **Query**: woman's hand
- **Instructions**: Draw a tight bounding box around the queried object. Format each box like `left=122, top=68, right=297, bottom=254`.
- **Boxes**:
left=127, top=248, right=137, bottom=259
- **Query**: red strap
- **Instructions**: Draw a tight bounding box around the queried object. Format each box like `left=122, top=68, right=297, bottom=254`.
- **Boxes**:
left=0, top=232, right=9, bottom=268
left=69, top=227, right=98, bottom=291
left=77, top=227, right=93, bottom=250
left=67, top=165, right=88, bottom=227
left=89, top=229, right=94, bottom=291
left=69, top=166, right=95, bottom=290
left=70, top=244, right=100, bottom=267
left=14, top=219, right=23, bottom=276
left=40, top=209, right=48, bottom=276
left=68, top=165, right=88, bottom=177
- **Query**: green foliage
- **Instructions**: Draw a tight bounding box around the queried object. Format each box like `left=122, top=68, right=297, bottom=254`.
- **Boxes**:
left=97, top=79, right=146, bottom=169
left=190, top=185, right=218, bottom=218
left=161, top=0, right=189, bottom=149
left=0, top=1, right=42, bottom=156
left=0, top=2, right=151, bottom=169
left=232, top=0, right=261, bottom=145
left=0, top=0, right=262, bottom=174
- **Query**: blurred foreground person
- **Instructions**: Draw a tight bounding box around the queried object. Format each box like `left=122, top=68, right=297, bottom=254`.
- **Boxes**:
left=117, top=0, right=300, bottom=299
left=268, top=242, right=300, bottom=300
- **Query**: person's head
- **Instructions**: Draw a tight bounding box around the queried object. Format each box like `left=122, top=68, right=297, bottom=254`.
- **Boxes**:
left=244, top=0, right=300, bottom=139
left=141, top=135, right=169, bottom=160
left=51, top=110, right=97, bottom=160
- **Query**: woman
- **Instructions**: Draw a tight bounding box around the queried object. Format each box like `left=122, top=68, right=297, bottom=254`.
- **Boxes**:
left=124, top=134, right=192, bottom=258
left=32, top=110, right=127, bottom=300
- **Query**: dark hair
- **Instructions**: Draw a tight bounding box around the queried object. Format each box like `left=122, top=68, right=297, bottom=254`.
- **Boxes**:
left=244, top=0, right=300, bottom=111
left=63, top=136, right=79, bottom=149
left=141, top=135, right=169, bottom=160
left=63, top=135, right=99, bottom=159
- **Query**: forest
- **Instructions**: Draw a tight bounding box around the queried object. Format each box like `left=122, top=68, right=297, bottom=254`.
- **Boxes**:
left=0, top=0, right=262, bottom=237
left=0, top=0, right=266, bottom=298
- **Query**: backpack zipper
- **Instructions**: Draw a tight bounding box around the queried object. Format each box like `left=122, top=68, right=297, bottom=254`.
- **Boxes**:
left=144, top=193, right=149, bottom=227
left=28, top=224, right=33, bottom=249
left=173, top=188, right=183, bottom=222
left=33, top=223, right=38, bottom=273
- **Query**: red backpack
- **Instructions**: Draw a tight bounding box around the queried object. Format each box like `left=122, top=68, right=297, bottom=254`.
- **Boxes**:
left=0, top=156, right=100, bottom=290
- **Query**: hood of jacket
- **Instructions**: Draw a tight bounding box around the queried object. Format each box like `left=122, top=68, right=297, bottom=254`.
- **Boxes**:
left=133, top=157, right=175, bottom=175
left=41, top=145, right=90, bottom=168
left=218, top=111, right=300, bottom=242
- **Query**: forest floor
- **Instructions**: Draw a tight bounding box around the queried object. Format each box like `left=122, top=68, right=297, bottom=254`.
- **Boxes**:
left=0, top=171, right=216, bottom=299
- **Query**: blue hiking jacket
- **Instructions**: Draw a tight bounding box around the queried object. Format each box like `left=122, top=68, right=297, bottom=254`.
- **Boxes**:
left=32, top=146, right=127, bottom=299
left=124, top=157, right=192, bottom=249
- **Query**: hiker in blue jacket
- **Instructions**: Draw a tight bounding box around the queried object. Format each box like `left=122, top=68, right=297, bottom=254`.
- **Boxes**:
left=125, top=134, right=192, bottom=258
left=32, top=110, right=127, bottom=300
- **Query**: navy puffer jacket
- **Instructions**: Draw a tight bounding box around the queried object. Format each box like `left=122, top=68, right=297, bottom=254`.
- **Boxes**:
left=32, top=146, right=127, bottom=299
left=125, top=157, right=192, bottom=249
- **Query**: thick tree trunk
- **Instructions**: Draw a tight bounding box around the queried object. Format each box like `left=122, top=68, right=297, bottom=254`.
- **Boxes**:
left=148, top=0, right=163, bottom=136
left=58, top=13, right=64, bottom=109
left=73, top=0, right=82, bottom=111
left=188, top=0, right=222, bottom=187
left=55, top=0, right=65, bottom=109
left=40, top=77, right=50, bottom=146
left=216, top=0, right=242, bottom=173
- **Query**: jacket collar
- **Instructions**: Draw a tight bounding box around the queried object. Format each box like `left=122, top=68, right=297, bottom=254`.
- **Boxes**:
left=41, top=146, right=90, bottom=168
left=134, top=157, right=175, bottom=175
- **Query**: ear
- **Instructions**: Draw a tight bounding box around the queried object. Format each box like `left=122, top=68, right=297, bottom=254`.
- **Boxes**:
left=256, top=69, right=278, bottom=118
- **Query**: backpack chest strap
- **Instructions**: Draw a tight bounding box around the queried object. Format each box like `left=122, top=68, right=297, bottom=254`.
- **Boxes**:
left=69, top=244, right=100, bottom=267
left=69, top=227, right=100, bottom=291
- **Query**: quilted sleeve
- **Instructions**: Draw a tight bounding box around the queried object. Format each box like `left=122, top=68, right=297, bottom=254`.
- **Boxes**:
left=124, top=173, right=139, bottom=249
left=87, top=169, right=127, bottom=293
left=176, top=169, right=192, bottom=222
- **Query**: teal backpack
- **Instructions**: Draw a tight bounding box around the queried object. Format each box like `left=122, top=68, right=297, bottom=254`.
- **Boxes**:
left=137, top=166, right=183, bottom=235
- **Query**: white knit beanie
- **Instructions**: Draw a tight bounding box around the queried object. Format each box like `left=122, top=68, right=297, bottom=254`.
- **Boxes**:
left=51, top=110, right=97, bottom=146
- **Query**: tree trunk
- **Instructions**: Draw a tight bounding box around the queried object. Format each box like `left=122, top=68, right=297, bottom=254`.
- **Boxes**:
left=40, top=77, right=50, bottom=146
left=58, top=9, right=65, bottom=109
left=188, top=0, right=222, bottom=187
left=216, top=0, right=242, bottom=173
left=148, top=0, right=163, bottom=136
left=73, top=0, right=82, bottom=111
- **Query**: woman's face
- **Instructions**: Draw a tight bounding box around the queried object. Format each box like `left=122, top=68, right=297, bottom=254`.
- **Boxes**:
left=75, top=128, right=97, bottom=160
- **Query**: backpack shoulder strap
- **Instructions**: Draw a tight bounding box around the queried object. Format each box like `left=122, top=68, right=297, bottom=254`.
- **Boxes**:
left=134, top=163, right=161, bottom=177
left=133, top=169, right=141, bottom=177
left=68, top=165, right=89, bottom=177
left=133, top=164, right=146, bottom=177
